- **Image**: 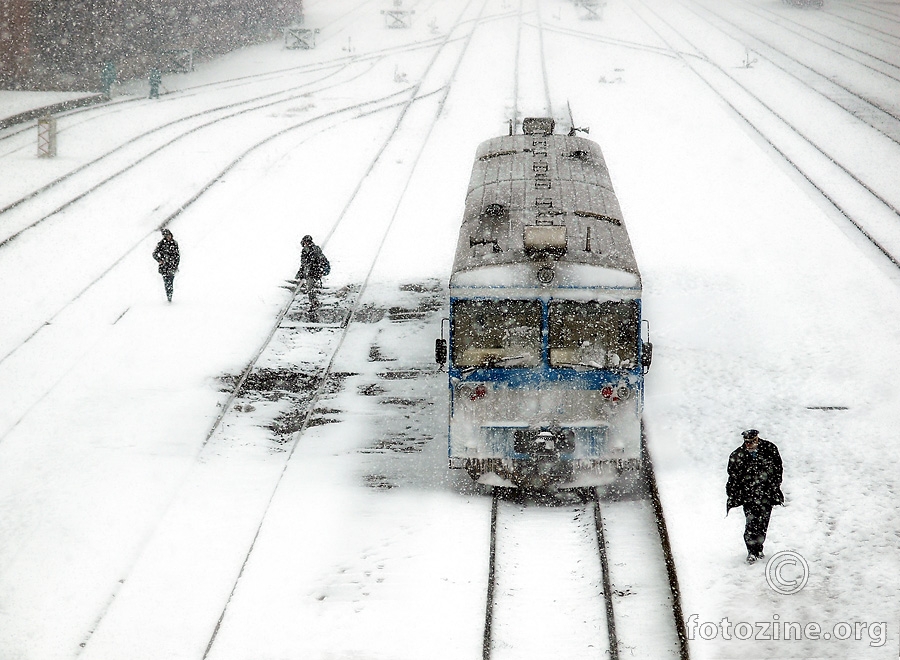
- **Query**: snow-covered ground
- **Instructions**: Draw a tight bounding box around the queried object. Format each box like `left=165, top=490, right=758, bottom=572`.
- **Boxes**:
left=2, top=0, right=900, bottom=658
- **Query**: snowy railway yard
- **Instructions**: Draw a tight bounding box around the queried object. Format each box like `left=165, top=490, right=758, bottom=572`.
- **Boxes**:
left=2, top=0, right=900, bottom=657
left=483, top=488, right=684, bottom=659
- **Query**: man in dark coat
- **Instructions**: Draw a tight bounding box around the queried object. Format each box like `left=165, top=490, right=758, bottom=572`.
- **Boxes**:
left=726, top=429, right=784, bottom=563
left=296, top=235, right=329, bottom=309
left=152, top=229, right=180, bottom=302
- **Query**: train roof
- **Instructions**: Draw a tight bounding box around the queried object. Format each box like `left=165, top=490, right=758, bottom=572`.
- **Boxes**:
left=450, top=130, right=641, bottom=296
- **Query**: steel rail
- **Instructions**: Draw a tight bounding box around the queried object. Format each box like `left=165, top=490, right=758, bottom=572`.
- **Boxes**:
left=0, top=62, right=360, bottom=236
left=840, top=2, right=900, bottom=29
left=677, top=0, right=900, bottom=143
left=629, top=0, right=900, bottom=271
left=481, top=488, right=500, bottom=660
left=197, top=0, right=496, bottom=653
left=0, top=86, right=415, bottom=378
left=1, top=38, right=469, bottom=241
left=481, top=489, right=622, bottom=660
left=0, top=0, right=385, bottom=140
left=531, top=0, right=554, bottom=118
left=814, top=5, right=900, bottom=47
left=69, top=85, right=438, bottom=656
left=591, top=489, right=621, bottom=660
left=750, top=2, right=900, bottom=76
left=640, top=433, right=692, bottom=660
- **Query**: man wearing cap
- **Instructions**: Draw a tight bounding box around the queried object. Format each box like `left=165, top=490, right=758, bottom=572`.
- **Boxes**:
left=726, top=429, right=784, bottom=563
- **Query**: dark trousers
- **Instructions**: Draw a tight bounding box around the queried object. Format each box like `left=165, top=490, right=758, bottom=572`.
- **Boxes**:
left=162, top=273, right=175, bottom=302
left=743, top=503, right=772, bottom=557
left=306, top=277, right=321, bottom=308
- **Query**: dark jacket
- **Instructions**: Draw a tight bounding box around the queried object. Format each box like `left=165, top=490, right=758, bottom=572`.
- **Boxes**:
left=299, top=243, right=329, bottom=280
left=153, top=236, right=180, bottom=275
left=726, top=438, right=784, bottom=511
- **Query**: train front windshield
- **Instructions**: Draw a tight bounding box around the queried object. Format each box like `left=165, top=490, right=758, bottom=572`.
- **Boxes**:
left=549, top=300, right=639, bottom=370
left=451, top=299, right=640, bottom=371
left=452, top=300, right=542, bottom=368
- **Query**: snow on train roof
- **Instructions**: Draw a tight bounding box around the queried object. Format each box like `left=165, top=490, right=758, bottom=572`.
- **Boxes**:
left=450, top=262, right=639, bottom=295
left=450, top=132, right=641, bottom=292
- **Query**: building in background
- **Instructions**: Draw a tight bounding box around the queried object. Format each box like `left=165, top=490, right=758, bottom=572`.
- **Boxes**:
left=0, top=0, right=304, bottom=91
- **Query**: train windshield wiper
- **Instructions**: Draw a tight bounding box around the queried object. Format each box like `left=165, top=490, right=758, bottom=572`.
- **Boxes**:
left=496, top=353, right=531, bottom=362
left=553, top=360, right=602, bottom=370
left=488, top=353, right=533, bottom=366
left=457, top=353, right=534, bottom=373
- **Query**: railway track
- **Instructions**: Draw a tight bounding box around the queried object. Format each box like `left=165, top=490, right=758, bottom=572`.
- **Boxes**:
left=504, top=0, right=554, bottom=124
left=64, top=0, right=531, bottom=655
left=0, top=0, right=424, bottom=148
left=0, top=0, right=458, bottom=211
left=0, top=85, right=431, bottom=443
left=842, top=1, right=900, bottom=27
left=0, top=30, right=471, bottom=391
left=483, top=489, right=615, bottom=659
left=0, top=61, right=374, bottom=242
left=0, top=18, right=491, bottom=436
left=0, top=2, right=495, bottom=652
left=0, top=32, right=466, bottom=240
left=14, top=0, right=899, bottom=655
left=481, top=459, right=689, bottom=660
left=679, top=0, right=900, bottom=144
left=750, top=2, right=900, bottom=76
left=477, top=8, right=689, bottom=658
left=628, top=0, right=900, bottom=271
left=808, top=5, right=900, bottom=52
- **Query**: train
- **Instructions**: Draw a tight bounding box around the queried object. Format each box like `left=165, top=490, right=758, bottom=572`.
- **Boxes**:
left=436, top=117, right=652, bottom=489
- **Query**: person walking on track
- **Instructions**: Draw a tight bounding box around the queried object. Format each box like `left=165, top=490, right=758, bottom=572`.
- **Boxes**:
left=726, top=429, right=784, bottom=563
left=296, top=235, right=330, bottom=309
left=152, top=228, right=180, bottom=302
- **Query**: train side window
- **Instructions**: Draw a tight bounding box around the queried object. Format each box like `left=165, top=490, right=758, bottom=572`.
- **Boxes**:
left=452, top=300, right=541, bottom=368
left=548, top=300, right=639, bottom=370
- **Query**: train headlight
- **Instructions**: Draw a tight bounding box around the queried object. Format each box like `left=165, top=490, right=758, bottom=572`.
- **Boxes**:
left=537, top=266, right=554, bottom=283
